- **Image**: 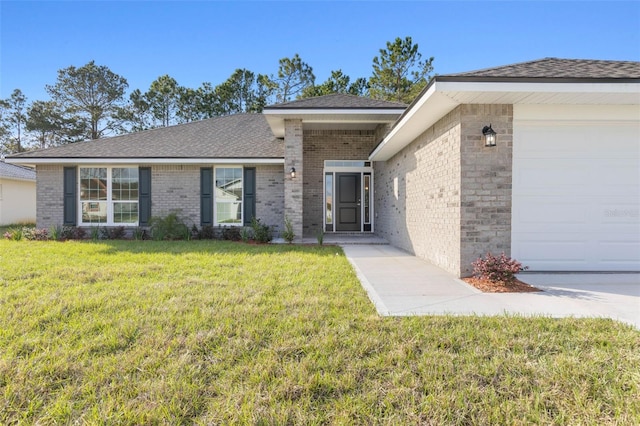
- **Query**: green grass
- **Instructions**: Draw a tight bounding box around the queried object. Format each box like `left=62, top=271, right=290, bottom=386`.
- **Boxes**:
left=1, top=240, right=638, bottom=424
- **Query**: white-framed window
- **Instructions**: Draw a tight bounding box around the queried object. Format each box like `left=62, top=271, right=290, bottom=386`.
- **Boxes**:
left=79, top=166, right=139, bottom=226
left=214, top=166, right=243, bottom=225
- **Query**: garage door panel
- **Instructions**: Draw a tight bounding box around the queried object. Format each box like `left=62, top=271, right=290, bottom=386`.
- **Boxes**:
left=514, top=239, right=588, bottom=261
left=598, top=241, right=640, bottom=262
left=516, top=200, right=588, bottom=225
left=512, top=119, right=640, bottom=271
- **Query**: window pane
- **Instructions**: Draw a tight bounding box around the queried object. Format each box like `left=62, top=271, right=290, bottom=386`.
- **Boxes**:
left=215, top=167, right=242, bottom=202
left=80, top=168, right=107, bottom=201
left=82, top=201, right=107, bottom=223
left=113, top=202, right=138, bottom=223
left=325, top=173, right=333, bottom=224
left=216, top=202, right=241, bottom=224
left=215, top=167, right=243, bottom=225
left=364, top=174, right=370, bottom=224
left=112, top=167, right=139, bottom=201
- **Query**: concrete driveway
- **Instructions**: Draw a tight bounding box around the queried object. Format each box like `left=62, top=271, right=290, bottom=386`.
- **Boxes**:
left=342, top=244, right=640, bottom=329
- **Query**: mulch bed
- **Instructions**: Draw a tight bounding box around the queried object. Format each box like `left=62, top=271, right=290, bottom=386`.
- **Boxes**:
left=462, top=277, right=542, bottom=293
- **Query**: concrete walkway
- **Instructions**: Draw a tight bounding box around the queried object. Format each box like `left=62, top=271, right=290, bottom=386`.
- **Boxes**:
left=342, top=244, right=640, bottom=329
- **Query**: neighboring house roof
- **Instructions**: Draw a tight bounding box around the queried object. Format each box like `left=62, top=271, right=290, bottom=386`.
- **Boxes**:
left=371, top=58, right=640, bottom=161
left=0, top=161, right=36, bottom=181
left=265, top=93, right=407, bottom=109
left=442, top=58, right=640, bottom=81
left=7, top=114, right=284, bottom=164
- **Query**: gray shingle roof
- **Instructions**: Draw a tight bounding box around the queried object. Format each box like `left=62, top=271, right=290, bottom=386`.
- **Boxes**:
left=8, top=114, right=283, bottom=160
left=0, top=161, right=36, bottom=180
left=442, top=58, right=640, bottom=80
left=266, top=93, right=407, bottom=109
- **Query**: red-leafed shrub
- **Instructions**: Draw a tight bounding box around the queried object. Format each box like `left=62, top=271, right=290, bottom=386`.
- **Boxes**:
left=472, top=252, right=528, bottom=284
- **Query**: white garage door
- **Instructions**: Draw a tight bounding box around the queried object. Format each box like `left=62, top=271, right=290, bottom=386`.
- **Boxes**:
left=512, top=117, right=640, bottom=271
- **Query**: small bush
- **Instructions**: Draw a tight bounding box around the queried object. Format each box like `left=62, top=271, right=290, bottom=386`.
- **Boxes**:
left=4, top=227, right=49, bottom=241
left=4, top=228, right=22, bottom=241
left=149, top=212, right=190, bottom=241
left=23, top=228, right=49, bottom=241
left=133, top=227, right=148, bottom=241
left=61, top=226, right=87, bottom=240
left=49, top=225, right=62, bottom=241
left=197, top=225, right=216, bottom=240
left=250, top=217, right=272, bottom=244
left=472, top=252, right=528, bottom=284
left=222, top=226, right=241, bottom=241
left=240, top=227, right=251, bottom=243
left=316, top=230, right=324, bottom=246
left=90, top=227, right=101, bottom=241
left=100, top=226, right=126, bottom=240
left=282, top=217, right=295, bottom=244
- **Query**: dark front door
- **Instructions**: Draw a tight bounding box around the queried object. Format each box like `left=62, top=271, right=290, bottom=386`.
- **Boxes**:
left=336, top=173, right=361, bottom=231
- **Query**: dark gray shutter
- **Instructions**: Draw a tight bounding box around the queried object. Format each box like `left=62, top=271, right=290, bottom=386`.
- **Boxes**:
left=243, top=167, right=256, bottom=226
left=138, top=167, right=152, bottom=226
left=63, top=167, right=77, bottom=226
left=200, top=167, right=213, bottom=226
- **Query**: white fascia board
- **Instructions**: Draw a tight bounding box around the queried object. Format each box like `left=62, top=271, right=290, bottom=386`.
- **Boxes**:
left=437, top=81, right=640, bottom=95
left=5, top=158, right=285, bottom=166
left=370, top=83, right=459, bottom=161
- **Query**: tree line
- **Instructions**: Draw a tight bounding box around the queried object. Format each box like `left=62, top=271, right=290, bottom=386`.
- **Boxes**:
left=0, top=37, right=433, bottom=155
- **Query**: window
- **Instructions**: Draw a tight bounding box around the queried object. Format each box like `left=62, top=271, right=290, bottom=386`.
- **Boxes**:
left=215, top=167, right=242, bottom=225
left=79, top=167, right=139, bottom=225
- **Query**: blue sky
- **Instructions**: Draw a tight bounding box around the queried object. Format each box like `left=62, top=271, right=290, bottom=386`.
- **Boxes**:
left=1, top=1, right=639, bottom=103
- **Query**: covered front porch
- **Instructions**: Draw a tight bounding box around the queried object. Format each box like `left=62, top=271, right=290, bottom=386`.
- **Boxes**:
left=262, top=94, right=406, bottom=240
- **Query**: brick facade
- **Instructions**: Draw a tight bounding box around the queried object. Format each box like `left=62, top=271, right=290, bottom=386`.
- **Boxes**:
left=459, top=105, right=513, bottom=276
left=374, top=108, right=463, bottom=275
left=35, top=163, right=284, bottom=235
left=302, top=129, right=378, bottom=236
left=35, top=165, right=64, bottom=230
left=255, top=164, right=284, bottom=235
left=149, top=164, right=201, bottom=225
left=284, top=119, right=304, bottom=240
left=374, top=104, right=513, bottom=277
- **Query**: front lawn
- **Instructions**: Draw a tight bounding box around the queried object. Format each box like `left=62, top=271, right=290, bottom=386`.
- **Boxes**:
left=1, top=240, right=638, bottom=424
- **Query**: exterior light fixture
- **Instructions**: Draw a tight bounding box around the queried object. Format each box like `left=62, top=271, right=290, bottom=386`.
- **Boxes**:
left=290, top=167, right=296, bottom=178
left=482, top=124, right=497, bottom=147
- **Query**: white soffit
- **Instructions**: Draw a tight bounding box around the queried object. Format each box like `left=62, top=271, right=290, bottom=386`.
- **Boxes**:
left=263, top=109, right=403, bottom=138
left=370, top=81, right=640, bottom=161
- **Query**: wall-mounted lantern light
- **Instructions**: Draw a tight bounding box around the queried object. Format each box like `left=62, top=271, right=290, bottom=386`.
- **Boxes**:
left=482, top=124, right=497, bottom=147
left=290, top=167, right=296, bottom=178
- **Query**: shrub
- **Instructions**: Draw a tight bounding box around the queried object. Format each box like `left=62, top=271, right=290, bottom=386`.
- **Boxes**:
left=133, top=227, right=148, bottom=241
left=4, top=228, right=22, bottom=241
left=282, top=217, right=295, bottom=244
left=90, top=227, right=101, bottom=242
left=240, top=227, right=251, bottom=243
left=222, top=226, right=241, bottom=241
left=23, top=227, right=49, bottom=241
left=250, top=217, right=272, bottom=244
left=61, top=226, right=87, bottom=240
left=149, top=212, right=190, bottom=241
left=49, top=225, right=62, bottom=241
left=316, top=230, right=324, bottom=246
left=472, top=252, right=528, bottom=284
left=100, top=226, right=126, bottom=240
left=197, top=225, right=216, bottom=240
